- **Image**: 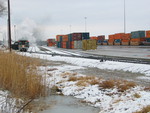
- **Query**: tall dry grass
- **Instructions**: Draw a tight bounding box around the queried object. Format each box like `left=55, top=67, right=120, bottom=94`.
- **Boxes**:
left=0, top=51, right=47, bottom=99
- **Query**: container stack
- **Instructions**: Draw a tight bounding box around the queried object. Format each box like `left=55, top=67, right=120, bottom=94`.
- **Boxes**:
left=47, top=39, right=56, bottom=46
left=130, top=31, right=146, bottom=46
left=122, top=33, right=131, bottom=46
left=56, top=32, right=94, bottom=50
left=108, top=35, right=115, bottom=45
left=102, top=40, right=108, bottom=45
left=113, top=33, right=125, bottom=45
left=143, top=30, right=150, bottom=45
left=97, top=35, right=105, bottom=45
left=90, top=35, right=105, bottom=45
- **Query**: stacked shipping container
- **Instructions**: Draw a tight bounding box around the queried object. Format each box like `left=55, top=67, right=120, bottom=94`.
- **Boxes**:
left=130, top=31, right=146, bottom=46
left=47, top=39, right=56, bottom=46
left=143, top=30, right=150, bottom=45
left=56, top=32, right=97, bottom=50
left=90, top=35, right=105, bottom=45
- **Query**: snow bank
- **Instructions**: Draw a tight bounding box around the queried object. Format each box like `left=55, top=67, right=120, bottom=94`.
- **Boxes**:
left=24, top=52, right=150, bottom=77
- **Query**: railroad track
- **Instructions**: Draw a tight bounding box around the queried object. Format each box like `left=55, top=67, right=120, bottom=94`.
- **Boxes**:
left=27, top=46, right=150, bottom=65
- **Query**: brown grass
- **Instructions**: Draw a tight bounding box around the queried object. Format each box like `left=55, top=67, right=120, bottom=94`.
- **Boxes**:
left=133, top=93, right=141, bottom=98
left=76, top=80, right=88, bottom=87
left=99, top=79, right=136, bottom=91
left=68, top=76, right=78, bottom=81
left=0, top=51, right=47, bottom=99
left=99, top=80, right=115, bottom=89
left=134, top=105, right=150, bottom=113
left=117, top=80, right=136, bottom=92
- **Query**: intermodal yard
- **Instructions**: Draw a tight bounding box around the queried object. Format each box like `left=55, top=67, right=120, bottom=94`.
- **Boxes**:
left=1, top=0, right=150, bottom=113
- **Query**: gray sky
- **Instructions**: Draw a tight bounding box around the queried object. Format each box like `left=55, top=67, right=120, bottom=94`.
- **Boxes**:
left=0, top=0, right=150, bottom=41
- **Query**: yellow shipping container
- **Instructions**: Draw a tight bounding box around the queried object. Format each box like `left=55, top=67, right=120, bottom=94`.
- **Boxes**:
left=82, top=39, right=97, bottom=50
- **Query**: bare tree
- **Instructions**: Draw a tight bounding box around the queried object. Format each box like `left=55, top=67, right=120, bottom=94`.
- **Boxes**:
left=0, top=0, right=6, bottom=17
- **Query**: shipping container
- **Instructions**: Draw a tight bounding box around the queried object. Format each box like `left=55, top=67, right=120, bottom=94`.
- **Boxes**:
left=114, top=39, right=121, bottom=45
left=82, top=33, right=90, bottom=40
left=109, top=34, right=115, bottom=40
left=102, top=40, right=108, bottom=45
left=97, top=35, right=105, bottom=41
left=123, top=33, right=131, bottom=40
left=62, top=35, right=69, bottom=42
left=97, top=40, right=103, bottom=45
left=130, top=38, right=146, bottom=42
left=108, top=42, right=114, bottom=45
left=131, top=31, right=145, bottom=38
left=68, top=34, right=72, bottom=41
left=82, top=39, right=97, bottom=50
left=122, top=42, right=130, bottom=46
left=72, top=33, right=82, bottom=41
left=146, top=30, right=150, bottom=37
left=114, top=33, right=125, bottom=39
left=90, top=36, right=97, bottom=40
left=130, top=41, right=141, bottom=46
left=146, top=38, right=150, bottom=42
left=56, top=42, right=61, bottom=48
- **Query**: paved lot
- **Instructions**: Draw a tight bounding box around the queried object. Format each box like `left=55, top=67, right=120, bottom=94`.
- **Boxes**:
left=60, top=46, right=150, bottom=59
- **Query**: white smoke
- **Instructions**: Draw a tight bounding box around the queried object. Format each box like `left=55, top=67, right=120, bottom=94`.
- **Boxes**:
left=0, top=0, right=7, bottom=17
left=16, top=18, right=46, bottom=44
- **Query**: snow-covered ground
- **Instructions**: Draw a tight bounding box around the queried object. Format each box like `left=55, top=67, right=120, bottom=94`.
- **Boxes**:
left=0, top=46, right=150, bottom=113
left=38, top=63, right=150, bottom=113
left=25, top=46, right=150, bottom=113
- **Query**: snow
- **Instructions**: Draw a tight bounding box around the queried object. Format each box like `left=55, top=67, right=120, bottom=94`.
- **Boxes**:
left=39, top=64, right=150, bottom=113
left=1, top=46, right=150, bottom=113
left=24, top=52, right=150, bottom=77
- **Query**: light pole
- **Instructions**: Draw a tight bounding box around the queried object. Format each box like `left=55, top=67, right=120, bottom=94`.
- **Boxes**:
left=14, top=25, right=16, bottom=41
left=0, top=32, right=3, bottom=45
left=69, top=25, right=72, bottom=33
left=8, top=0, right=12, bottom=52
left=84, top=17, right=87, bottom=32
left=124, top=0, right=126, bottom=33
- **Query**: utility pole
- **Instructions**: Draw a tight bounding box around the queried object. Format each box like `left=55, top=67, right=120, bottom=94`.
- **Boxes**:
left=8, top=0, right=12, bottom=52
left=124, top=0, right=126, bottom=33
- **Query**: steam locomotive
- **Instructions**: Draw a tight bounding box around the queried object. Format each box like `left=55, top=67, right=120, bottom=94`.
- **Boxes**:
left=12, top=40, right=29, bottom=52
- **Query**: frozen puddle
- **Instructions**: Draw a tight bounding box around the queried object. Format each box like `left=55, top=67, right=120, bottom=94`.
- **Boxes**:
left=40, top=95, right=99, bottom=113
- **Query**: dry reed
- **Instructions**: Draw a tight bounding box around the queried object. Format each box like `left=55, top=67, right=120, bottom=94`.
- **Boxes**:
left=0, top=51, right=47, bottom=99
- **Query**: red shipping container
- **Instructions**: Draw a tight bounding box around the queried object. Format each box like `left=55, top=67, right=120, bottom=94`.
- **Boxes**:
left=97, top=35, right=105, bottom=41
left=122, top=39, right=130, bottom=42
left=109, top=34, right=115, bottom=40
left=130, top=38, right=146, bottom=42
left=56, top=35, right=62, bottom=41
left=90, top=37, right=98, bottom=40
left=146, top=30, right=150, bottom=37
left=114, top=33, right=125, bottom=39
left=62, top=35, right=69, bottom=42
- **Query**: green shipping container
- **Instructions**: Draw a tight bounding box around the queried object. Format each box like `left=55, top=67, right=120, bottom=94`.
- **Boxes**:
left=131, top=31, right=145, bottom=38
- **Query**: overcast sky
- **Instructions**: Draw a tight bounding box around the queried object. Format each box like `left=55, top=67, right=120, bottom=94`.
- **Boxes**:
left=0, top=0, right=150, bottom=41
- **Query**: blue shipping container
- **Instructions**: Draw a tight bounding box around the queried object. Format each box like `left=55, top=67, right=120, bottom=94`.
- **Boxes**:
left=57, top=42, right=61, bottom=48
left=68, top=34, right=72, bottom=42
left=82, top=33, right=90, bottom=40
left=146, top=38, right=150, bottom=42
left=97, top=40, right=103, bottom=43
left=131, top=31, right=145, bottom=38
left=114, top=39, right=121, bottom=43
